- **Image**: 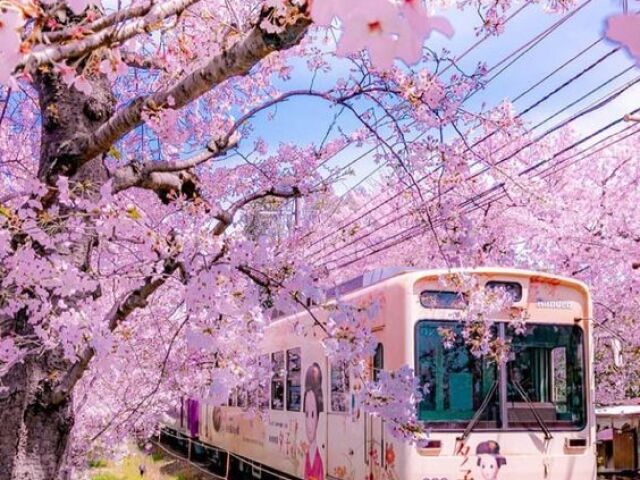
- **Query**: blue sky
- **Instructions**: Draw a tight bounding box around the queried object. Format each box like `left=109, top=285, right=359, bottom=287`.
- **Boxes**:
left=240, top=0, right=638, bottom=194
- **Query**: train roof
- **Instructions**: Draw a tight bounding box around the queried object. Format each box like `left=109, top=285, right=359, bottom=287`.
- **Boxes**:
left=326, top=266, right=589, bottom=299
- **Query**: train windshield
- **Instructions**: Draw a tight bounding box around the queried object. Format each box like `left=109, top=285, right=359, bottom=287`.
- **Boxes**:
left=506, top=323, right=585, bottom=429
left=415, top=321, right=586, bottom=431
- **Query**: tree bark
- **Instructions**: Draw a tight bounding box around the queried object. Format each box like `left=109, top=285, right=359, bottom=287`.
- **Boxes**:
left=0, top=358, right=74, bottom=480
left=0, top=55, right=115, bottom=479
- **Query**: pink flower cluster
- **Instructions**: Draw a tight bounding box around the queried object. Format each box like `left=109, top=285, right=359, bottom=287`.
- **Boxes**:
left=357, top=365, right=431, bottom=445
left=322, top=300, right=379, bottom=365
left=311, top=0, right=454, bottom=69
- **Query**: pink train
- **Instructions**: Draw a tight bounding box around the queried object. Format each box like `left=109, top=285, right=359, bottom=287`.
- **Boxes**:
left=162, top=267, right=597, bottom=480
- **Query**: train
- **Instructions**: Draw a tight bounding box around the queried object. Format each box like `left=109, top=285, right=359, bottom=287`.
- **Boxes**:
left=161, top=267, right=596, bottom=480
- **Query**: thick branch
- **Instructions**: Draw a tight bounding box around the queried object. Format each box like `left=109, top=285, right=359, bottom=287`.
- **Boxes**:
left=71, top=6, right=310, bottom=168
left=43, top=1, right=155, bottom=44
left=20, top=0, right=199, bottom=71
left=121, top=51, right=169, bottom=71
left=111, top=132, right=239, bottom=195
left=111, top=85, right=389, bottom=197
left=212, top=186, right=301, bottom=235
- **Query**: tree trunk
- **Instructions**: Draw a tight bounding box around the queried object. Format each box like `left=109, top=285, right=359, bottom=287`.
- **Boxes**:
left=0, top=52, right=115, bottom=479
left=0, top=358, right=74, bottom=480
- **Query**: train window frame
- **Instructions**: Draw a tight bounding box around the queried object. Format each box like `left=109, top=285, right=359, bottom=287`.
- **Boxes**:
left=505, top=323, right=586, bottom=431
left=271, top=351, right=285, bottom=411
left=237, top=387, right=248, bottom=409
left=258, top=354, right=270, bottom=410
left=286, top=348, right=302, bottom=412
left=228, top=388, right=237, bottom=407
left=330, top=360, right=350, bottom=414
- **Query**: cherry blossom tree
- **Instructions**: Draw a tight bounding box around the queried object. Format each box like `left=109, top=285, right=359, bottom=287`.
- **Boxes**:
left=319, top=109, right=640, bottom=404
left=8, top=0, right=639, bottom=478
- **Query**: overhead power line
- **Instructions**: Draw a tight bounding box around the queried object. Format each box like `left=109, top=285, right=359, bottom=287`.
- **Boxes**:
left=309, top=68, right=640, bottom=262
left=300, top=0, right=588, bottom=236
left=320, top=113, right=640, bottom=270
left=307, top=11, right=628, bottom=255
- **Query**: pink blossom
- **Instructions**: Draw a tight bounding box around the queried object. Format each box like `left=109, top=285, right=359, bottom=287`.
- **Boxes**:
left=0, top=9, right=23, bottom=83
left=310, top=0, right=349, bottom=26
left=57, top=63, right=94, bottom=95
left=73, top=74, right=93, bottom=95
left=66, top=0, right=102, bottom=16
left=0, top=337, right=19, bottom=364
left=396, top=0, right=454, bottom=64
left=357, top=365, right=429, bottom=445
left=99, top=50, right=129, bottom=81
left=606, top=14, right=640, bottom=62
left=401, top=0, right=454, bottom=39
left=336, top=0, right=403, bottom=69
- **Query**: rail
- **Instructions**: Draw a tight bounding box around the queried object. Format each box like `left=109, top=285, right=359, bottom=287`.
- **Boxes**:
left=157, top=426, right=297, bottom=480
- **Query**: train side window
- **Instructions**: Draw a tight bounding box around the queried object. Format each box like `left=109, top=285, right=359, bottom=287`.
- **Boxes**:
left=237, top=387, right=247, bottom=409
left=373, top=343, right=384, bottom=382
left=552, top=346, right=568, bottom=410
left=259, top=354, right=270, bottom=410
left=330, top=360, right=350, bottom=413
left=271, top=351, right=285, bottom=410
left=286, top=348, right=302, bottom=411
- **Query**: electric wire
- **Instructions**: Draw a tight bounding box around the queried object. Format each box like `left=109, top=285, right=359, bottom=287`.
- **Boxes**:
left=307, top=35, right=628, bottom=254
left=318, top=114, right=640, bottom=268
left=322, top=115, right=640, bottom=270
left=297, top=1, right=579, bottom=235
left=309, top=71, right=640, bottom=262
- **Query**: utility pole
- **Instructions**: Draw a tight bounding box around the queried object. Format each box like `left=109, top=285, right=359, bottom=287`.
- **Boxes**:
left=294, top=197, right=302, bottom=230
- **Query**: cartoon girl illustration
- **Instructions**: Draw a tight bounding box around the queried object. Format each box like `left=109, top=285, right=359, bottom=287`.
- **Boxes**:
left=476, top=441, right=507, bottom=480
left=304, top=363, right=324, bottom=480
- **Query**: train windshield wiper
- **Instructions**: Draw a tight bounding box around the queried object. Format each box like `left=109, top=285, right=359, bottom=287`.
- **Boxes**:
left=511, top=379, right=553, bottom=440
left=457, top=380, right=498, bottom=443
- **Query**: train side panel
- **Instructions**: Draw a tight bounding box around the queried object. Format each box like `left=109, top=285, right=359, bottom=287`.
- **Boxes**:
left=198, top=313, right=329, bottom=478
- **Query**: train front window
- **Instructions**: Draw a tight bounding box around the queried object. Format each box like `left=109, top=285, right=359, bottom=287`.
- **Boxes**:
left=506, top=324, right=585, bottom=429
left=415, top=321, right=586, bottom=431
left=415, top=321, right=500, bottom=429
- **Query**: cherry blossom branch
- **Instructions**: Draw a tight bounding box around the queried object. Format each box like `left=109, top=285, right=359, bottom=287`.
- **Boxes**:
left=121, top=51, right=168, bottom=71
left=90, top=310, right=190, bottom=442
left=42, top=1, right=156, bottom=44
left=212, top=185, right=302, bottom=235
left=236, top=264, right=330, bottom=335
left=105, top=85, right=391, bottom=197
left=43, top=5, right=311, bottom=181
left=51, top=257, right=183, bottom=405
left=19, top=0, right=200, bottom=72
left=111, top=132, right=240, bottom=194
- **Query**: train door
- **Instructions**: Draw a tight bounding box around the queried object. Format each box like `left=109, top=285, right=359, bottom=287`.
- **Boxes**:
left=613, top=427, right=637, bottom=471
left=365, top=413, right=385, bottom=480
left=364, top=344, right=385, bottom=480
left=327, top=359, right=365, bottom=479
